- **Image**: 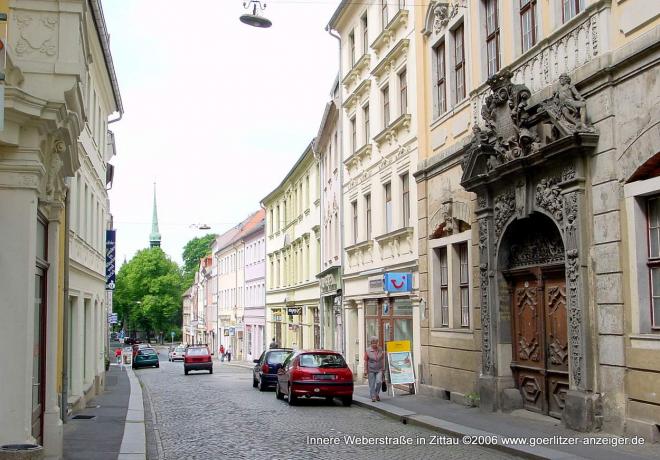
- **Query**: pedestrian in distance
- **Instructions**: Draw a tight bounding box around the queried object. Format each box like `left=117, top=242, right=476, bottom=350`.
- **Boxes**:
left=115, top=347, right=122, bottom=364
left=363, top=336, right=384, bottom=402
left=269, top=338, right=280, bottom=349
left=226, top=345, right=232, bottom=362
left=219, top=344, right=225, bottom=362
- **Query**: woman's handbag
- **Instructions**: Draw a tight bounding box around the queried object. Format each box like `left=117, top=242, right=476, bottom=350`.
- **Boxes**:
left=381, top=379, right=387, bottom=392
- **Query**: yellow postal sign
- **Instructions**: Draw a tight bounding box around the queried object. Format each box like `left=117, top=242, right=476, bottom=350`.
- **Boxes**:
left=386, top=340, right=410, bottom=353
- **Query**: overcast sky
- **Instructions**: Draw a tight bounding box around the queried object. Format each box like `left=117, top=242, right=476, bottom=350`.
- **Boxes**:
left=104, top=0, right=340, bottom=266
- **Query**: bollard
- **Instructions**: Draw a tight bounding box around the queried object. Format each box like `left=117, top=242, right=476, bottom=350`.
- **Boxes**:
left=0, top=444, right=44, bottom=460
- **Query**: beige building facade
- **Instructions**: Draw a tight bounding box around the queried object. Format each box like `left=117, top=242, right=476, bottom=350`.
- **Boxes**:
left=329, top=1, right=421, bottom=379
left=263, top=143, right=321, bottom=350
left=414, top=0, right=660, bottom=440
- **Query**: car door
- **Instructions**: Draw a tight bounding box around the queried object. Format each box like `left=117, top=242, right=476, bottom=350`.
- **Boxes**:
left=255, top=351, right=265, bottom=379
left=279, top=353, right=294, bottom=393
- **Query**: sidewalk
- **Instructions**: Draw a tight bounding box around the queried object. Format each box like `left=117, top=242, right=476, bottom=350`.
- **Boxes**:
left=63, top=364, right=146, bottom=460
left=353, top=385, right=660, bottom=460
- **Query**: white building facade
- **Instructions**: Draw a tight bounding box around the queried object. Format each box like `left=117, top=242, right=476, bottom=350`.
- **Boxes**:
left=263, top=144, right=322, bottom=350
left=243, top=214, right=266, bottom=361
left=0, top=1, right=122, bottom=457
left=328, top=1, right=421, bottom=378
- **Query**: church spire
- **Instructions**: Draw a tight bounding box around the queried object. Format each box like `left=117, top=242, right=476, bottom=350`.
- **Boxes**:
left=149, top=182, right=161, bottom=248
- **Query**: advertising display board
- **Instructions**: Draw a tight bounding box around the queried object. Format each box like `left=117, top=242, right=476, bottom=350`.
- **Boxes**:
left=385, top=340, right=416, bottom=396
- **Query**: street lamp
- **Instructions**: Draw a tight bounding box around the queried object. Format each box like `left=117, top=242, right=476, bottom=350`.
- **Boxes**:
left=190, top=223, right=212, bottom=230
left=240, top=1, right=272, bottom=28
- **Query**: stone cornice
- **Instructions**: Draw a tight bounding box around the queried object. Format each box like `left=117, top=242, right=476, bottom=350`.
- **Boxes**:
left=341, top=53, right=370, bottom=94
left=375, top=226, right=414, bottom=246
left=343, top=79, right=371, bottom=114
left=345, top=239, right=373, bottom=255
left=371, top=39, right=409, bottom=85
left=373, top=113, right=411, bottom=148
left=370, top=9, right=409, bottom=59
left=344, top=143, right=373, bottom=173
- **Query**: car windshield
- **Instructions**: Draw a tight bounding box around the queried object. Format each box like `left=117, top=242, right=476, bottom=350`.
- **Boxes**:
left=187, top=348, right=208, bottom=356
left=175, top=347, right=185, bottom=352
left=266, top=351, right=290, bottom=364
left=298, top=353, right=346, bottom=368
left=140, top=349, right=156, bottom=356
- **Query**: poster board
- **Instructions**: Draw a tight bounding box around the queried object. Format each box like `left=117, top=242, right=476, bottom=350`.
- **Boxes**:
left=121, top=347, right=133, bottom=369
left=385, top=340, right=415, bottom=396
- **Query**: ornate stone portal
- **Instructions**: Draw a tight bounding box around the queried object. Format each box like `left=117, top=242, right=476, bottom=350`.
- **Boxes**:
left=460, top=70, right=599, bottom=430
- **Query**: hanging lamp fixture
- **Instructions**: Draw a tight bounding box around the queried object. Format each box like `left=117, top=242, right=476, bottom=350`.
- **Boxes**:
left=240, top=1, right=272, bottom=28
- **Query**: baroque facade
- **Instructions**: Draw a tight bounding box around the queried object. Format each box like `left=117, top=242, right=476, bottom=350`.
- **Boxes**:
left=328, top=0, right=421, bottom=379
left=262, top=143, right=321, bottom=350
left=0, top=0, right=122, bottom=457
left=414, top=0, right=660, bottom=440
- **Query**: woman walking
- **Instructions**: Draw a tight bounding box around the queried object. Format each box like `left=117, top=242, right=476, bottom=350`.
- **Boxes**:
left=363, top=336, right=384, bottom=402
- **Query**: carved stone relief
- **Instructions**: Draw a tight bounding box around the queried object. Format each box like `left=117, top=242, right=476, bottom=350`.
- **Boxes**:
left=541, top=74, right=596, bottom=135
left=432, top=2, right=460, bottom=33
left=535, top=177, right=563, bottom=224
left=478, top=218, right=493, bottom=375
left=493, top=189, right=515, bottom=238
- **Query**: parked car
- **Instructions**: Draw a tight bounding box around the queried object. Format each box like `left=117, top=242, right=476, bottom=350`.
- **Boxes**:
left=252, top=348, right=292, bottom=391
left=184, top=345, right=212, bottom=375
left=169, top=345, right=186, bottom=362
left=132, top=347, right=160, bottom=369
left=275, top=350, right=353, bottom=406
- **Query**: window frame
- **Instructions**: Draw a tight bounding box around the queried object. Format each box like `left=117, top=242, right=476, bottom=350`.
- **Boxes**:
left=485, top=0, right=500, bottom=77
left=434, top=41, right=447, bottom=116
left=384, top=182, right=392, bottom=233
left=363, top=103, right=370, bottom=143
left=520, top=0, right=537, bottom=53
left=647, top=196, right=660, bottom=329
left=401, top=173, right=410, bottom=227
left=349, top=30, right=356, bottom=67
left=365, top=193, right=372, bottom=240
left=381, top=0, right=389, bottom=29
left=361, top=13, right=368, bottom=56
left=351, top=200, right=359, bottom=244
left=350, top=116, right=357, bottom=153
left=399, top=68, right=408, bottom=115
left=382, top=85, right=390, bottom=128
left=562, top=0, right=583, bottom=23
left=453, top=24, right=466, bottom=102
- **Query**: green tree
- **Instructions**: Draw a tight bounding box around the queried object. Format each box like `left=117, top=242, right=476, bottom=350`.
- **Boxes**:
left=181, top=233, right=216, bottom=284
left=114, top=248, right=185, bottom=341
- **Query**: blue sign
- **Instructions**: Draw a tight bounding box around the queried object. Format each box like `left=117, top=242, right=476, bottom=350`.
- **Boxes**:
left=383, top=272, right=412, bottom=293
left=106, top=230, right=116, bottom=290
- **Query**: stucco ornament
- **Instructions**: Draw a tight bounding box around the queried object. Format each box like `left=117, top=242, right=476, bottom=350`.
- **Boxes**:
left=46, top=143, right=65, bottom=199
left=14, top=14, right=58, bottom=57
left=432, top=2, right=460, bottom=32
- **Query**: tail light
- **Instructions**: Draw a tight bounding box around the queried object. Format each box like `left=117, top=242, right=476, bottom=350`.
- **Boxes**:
left=262, top=363, right=269, bottom=373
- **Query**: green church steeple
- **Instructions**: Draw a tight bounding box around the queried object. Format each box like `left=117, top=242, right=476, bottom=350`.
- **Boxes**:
left=149, top=182, right=161, bottom=248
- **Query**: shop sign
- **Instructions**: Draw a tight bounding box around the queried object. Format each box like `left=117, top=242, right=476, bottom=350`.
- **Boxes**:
left=368, top=276, right=384, bottom=293
left=287, top=307, right=302, bottom=316
left=385, top=340, right=415, bottom=385
left=320, top=273, right=337, bottom=294
left=383, top=272, right=412, bottom=293
left=105, top=230, right=116, bottom=290
left=273, top=314, right=283, bottom=322
left=229, top=327, right=235, bottom=336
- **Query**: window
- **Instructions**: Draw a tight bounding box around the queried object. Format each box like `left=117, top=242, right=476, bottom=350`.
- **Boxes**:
left=381, top=0, right=388, bottom=29
left=399, top=69, right=408, bottom=115
left=350, top=116, right=357, bottom=153
left=520, top=0, right=537, bottom=53
left=562, top=0, right=583, bottom=22
left=648, top=197, right=660, bottom=329
left=439, top=248, right=449, bottom=327
left=363, top=104, right=370, bottom=142
left=454, top=25, right=466, bottom=101
left=401, top=173, right=410, bottom=226
left=351, top=200, right=358, bottom=244
left=384, top=182, right=392, bottom=233
left=270, top=210, right=274, bottom=233
left=361, top=13, right=368, bottom=55
left=485, top=0, right=500, bottom=77
left=283, top=200, right=287, bottom=226
left=458, top=242, right=470, bottom=327
left=365, top=193, right=372, bottom=240
left=349, top=30, right=356, bottom=67
left=399, top=0, right=406, bottom=9
left=382, top=85, right=390, bottom=128
left=276, top=205, right=280, bottom=231
left=434, top=42, right=446, bottom=115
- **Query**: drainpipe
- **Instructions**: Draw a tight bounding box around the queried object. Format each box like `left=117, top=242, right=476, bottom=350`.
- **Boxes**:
left=326, top=25, right=345, bottom=357
left=61, top=184, right=71, bottom=422
left=312, top=140, right=324, bottom=349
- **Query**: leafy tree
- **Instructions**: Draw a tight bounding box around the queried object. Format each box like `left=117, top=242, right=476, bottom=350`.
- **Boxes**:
left=114, top=248, right=186, bottom=341
left=181, top=233, right=216, bottom=284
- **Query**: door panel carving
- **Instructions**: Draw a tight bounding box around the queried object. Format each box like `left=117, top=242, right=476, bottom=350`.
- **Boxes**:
left=511, top=271, right=568, bottom=418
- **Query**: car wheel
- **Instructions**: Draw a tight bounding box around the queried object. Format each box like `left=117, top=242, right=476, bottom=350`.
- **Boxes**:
left=341, top=396, right=353, bottom=407
left=252, top=377, right=258, bottom=388
left=325, top=396, right=334, bottom=404
left=155, top=363, right=160, bottom=368
left=275, top=383, right=284, bottom=400
left=209, top=368, right=213, bottom=374
left=287, top=386, right=297, bottom=406
left=184, top=369, right=189, bottom=375
left=258, top=377, right=267, bottom=392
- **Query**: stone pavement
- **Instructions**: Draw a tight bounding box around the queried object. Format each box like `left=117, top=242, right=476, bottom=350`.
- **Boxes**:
left=62, top=363, right=146, bottom=460
left=353, top=385, right=660, bottom=460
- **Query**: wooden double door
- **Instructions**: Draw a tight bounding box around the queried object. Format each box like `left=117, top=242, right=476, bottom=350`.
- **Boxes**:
left=508, top=267, right=569, bottom=418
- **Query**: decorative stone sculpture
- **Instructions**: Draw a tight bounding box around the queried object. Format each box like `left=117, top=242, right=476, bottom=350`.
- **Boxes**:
left=433, top=2, right=459, bottom=32
left=542, top=73, right=595, bottom=133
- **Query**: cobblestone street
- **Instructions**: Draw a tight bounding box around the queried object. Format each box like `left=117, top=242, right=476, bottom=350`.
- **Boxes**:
left=135, top=352, right=518, bottom=460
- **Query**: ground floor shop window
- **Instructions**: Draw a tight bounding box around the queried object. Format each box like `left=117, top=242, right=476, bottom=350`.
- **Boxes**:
left=365, top=297, right=413, bottom=349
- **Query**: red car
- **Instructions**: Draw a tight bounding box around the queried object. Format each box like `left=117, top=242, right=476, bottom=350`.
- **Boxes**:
left=184, top=345, right=213, bottom=375
left=275, top=350, right=353, bottom=406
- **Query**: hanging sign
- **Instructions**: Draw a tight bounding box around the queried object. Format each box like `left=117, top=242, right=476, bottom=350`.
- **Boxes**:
left=105, top=230, right=116, bottom=290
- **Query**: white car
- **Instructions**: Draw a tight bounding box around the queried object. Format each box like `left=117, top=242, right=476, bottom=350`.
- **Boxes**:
left=169, top=345, right=186, bottom=362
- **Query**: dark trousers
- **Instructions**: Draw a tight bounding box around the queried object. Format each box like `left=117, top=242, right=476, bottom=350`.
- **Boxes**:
left=226, top=353, right=231, bottom=362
